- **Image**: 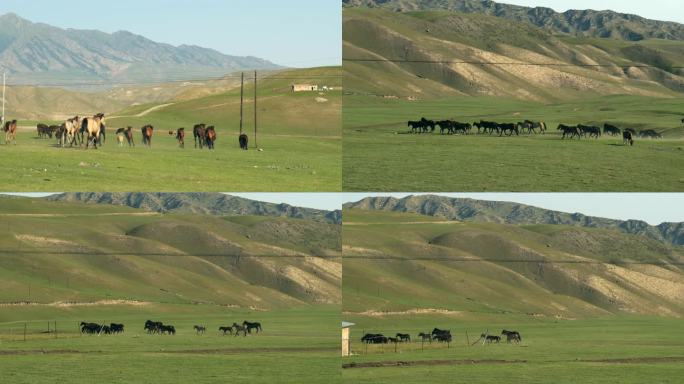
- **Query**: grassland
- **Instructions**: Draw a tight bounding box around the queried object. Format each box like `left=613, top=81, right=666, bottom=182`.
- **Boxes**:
left=343, top=95, right=684, bottom=191
left=1, top=67, right=341, bottom=191
left=0, top=304, right=340, bottom=384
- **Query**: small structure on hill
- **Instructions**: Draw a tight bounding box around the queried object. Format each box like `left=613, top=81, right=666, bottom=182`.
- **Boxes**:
left=292, top=84, right=318, bottom=92
left=342, top=321, right=355, bottom=356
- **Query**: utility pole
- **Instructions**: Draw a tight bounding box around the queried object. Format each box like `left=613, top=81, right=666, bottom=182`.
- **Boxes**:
left=2, top=71, right=5, bottom=123
left=254, top=70, right=258, bottom=149
left=239, top=72, right=244, bottom=135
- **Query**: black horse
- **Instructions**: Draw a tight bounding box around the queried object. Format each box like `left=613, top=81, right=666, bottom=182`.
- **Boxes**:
left=501, top=330, right=521, bottom=343
left=603, top=124, right=621, bottom=136
left=497, top=123, right=519, bottom=136
left=408, top=120, right=424, bottom=134
left=557, top=124, right=581, bottom=140
left=417, top=332, right=432, bottom=343
left=160, top=325, right=176, bottom=335
left=639, top=129, right=662, bottom=139
left=482, top=334, right=500, bottom=344
left=361, top=333, right=388, bottom=344
left=420, top=118, right=436, bottom=133
left=110, top=323, right=124, bottom=334
left=578, top=124, right=601, bottom=138
left=475, top=120, right=499, bottom=135
left=239, top=133, right=249, bottom=150
left=218, top=326, right=233, bottom=335
left=193, top=325, right=206, bottom=335
left=437, top=120, right=453, bottom=135
left=242, top=321, right=262, bottom=334
left=396, top=333, right=411, bottom=342
left=623, top=131, right=634, bottom=146
left=232, top=323, right=248, bottom=337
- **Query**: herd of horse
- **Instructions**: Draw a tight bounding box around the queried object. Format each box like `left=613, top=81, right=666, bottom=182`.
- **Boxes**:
left=1, top=114, right=244, bottom=150
left=79, top=320, right=262, bottom=336
left=406, top=117, right=666, bottom=143
left=361, top=328, right=522, bottom=345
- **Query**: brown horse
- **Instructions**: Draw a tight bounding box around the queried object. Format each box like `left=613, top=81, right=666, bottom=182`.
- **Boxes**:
left=62, top=116, right=81, bottom=147
left=141, top=125, right=154, bottom=147
left=125, top=126, right=135, bottom=147
left=82, top=113, right=105, bottom=149
left=176, top=128, right=185, bottom=148
left=205, top=126, right=216, bottom=149
left=4, top=119, right=18, bottom=145
left=193, top=123, right=206, bottom=149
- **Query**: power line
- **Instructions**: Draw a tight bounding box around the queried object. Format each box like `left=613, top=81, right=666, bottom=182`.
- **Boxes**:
left=0, top=250, right=340, bottom=259
left=343, top=57, right=684, bottom=69
left=343, top=255, right=683, bottom=266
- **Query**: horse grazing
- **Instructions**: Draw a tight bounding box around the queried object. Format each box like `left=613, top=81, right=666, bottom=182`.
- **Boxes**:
left=218, top=326, right=233, bottom=335
left=417, top=332, right=432, bottom=343
left=239, top=133, right=249, bottom=150
left=232, top=323, right=248, bottom=337
left=4, top=119, right=18, bottom=145
left=204, top=126, right=217, bottom=149
left=501, top=330, right=521, bottom=343
left=81, top=113, right=105, bottom=149
left=396, top=333, right=411, bottom=342
left=193, top=325, right=206, bottom=335
left=141, top=125, right=154, bottom=148
left=623, top=131, right=634, bottom=146
left=176, top=128, right=185, bottom=148
left=160, top=325, right=176, bottom=335
left=193, top=123, right=206, bottom=148
left=242, top=321, right=262, bottom=334
left=482, top=334, right=500, bottom=344
left=557, top=124, right=581, bottom=140
left=603, top=124, right=621, bottom=136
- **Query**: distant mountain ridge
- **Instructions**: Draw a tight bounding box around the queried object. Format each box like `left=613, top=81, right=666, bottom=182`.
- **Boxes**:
left=47, top=193, right=341, bottom=224
left=0, top=13, right=281, bottom=85
left=342, top=0, right=684, bottom=41
left=344, top=195, right=684, bottom=245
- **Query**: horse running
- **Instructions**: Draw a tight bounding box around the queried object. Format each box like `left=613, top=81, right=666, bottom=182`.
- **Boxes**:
left=141, top=125, right=154, bottom=148
left=4, top=119, right=17, bottom=145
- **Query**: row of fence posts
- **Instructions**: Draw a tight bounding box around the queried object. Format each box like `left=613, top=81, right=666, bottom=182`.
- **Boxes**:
left=2, top=321, right=58, bottom=342
left=359, top=329, right=491, bottom=354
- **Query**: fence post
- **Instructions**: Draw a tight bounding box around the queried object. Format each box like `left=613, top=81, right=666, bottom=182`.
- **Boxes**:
left=23, top=323, right=26, bottom=342
left=55, top=321, right=57, bottom=339
left=466, top=330, right=470, bottom=346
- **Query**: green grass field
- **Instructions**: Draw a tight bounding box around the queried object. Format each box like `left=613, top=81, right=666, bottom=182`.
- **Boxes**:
left=1, top=67, right=341, bottom=191
left=343, top=95, right=684, bottom=191
left=0, top=304, right=340, bottom=384
left=341, top=314, right=684, bottom=384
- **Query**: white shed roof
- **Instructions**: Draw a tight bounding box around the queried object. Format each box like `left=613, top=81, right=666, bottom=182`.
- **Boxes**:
left=342, top=321, right=355, bottom=328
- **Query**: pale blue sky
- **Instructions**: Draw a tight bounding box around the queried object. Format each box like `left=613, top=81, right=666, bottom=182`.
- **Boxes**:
left=503, top=0, right=683, bottom=23
left=0, top=0, right=341, bottom=67
left=5, top=193, right=684, bottom=224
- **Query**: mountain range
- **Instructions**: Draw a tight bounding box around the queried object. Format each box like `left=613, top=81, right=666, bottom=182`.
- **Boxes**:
left=343, top=0, right=684, bottom=41
left=0, top=13, right=281, bottom=85
left=46, top=192, right=342, bottom=224
left=344, top=195, right=684, bottom=245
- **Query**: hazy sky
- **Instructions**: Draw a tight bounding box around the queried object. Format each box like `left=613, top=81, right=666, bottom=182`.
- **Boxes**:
left=6, top=193, right=684, bottom=224
left=503, top=0, right=683, bottom=24
left=0, top=0, right=341, bottom=67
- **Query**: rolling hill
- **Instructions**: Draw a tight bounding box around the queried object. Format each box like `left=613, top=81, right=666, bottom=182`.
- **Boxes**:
left=47, top=192, right=342, bottom=224
left=343, top=208, right=684, bottom=318
left=0, top=12, right=280, bottom=85
left=0, top=196, right=341, bottom=309
left=343, top=7, right=684, bottom=101
left=343, top=0, right=684, bottom=41
left=344, top=195, right=684, bottom=245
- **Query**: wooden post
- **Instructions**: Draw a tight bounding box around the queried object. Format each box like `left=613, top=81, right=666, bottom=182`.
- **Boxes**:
left=253, top=70, right=258, bottom=149
left=421, top=338, right=424, bottom=351
left=23, top=323, right=26, bottom=342
left=239, top=72, right=244, bottom=134
left=54, top=321, right=57, bottom=339
left=466, top=330, right=470, bottom=346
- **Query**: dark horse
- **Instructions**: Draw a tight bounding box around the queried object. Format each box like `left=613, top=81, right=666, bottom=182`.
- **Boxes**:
left=239, top=133, right=249, bottom=150
left=218, top=326, right=233, bottom=335
left=482, top=334, right=501, bottom=344
left=205, top=126, right=217, bottom=149
left=242, top=321, right=262, bottom=334
left=141, top=125, right=154, bottom=147
left=193, top=123, right=206, bottom=148
left=232, top=323, right=248, bottom=337
left=603, top=124, right=621, bottom=136
left=623, top=131, right=634, bottom=146
left=4, top=119, right=18, bottom=145
left=418, top=332, right=432, bottom=343
left=408, top=120, right=424, bottom=134
left=396, top=333, right=411, bottom=342
left=557, top=124, right=581, bottom=140
left=501, top=330, right=521, bottom=343
left=176, top=128, right=185, bottom=148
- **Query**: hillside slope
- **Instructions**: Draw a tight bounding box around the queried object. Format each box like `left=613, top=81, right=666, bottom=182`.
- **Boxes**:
left=0, top=196, right=341, bottom=308
left=343, top=209, right=684, bottom=318
left=343, top=0, right=684, bottom=41
left=343, top=8, right=684, bottom=100
left=0, top=13, right=280, bottom=85
left=344, top=195, right=684, bottom=245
